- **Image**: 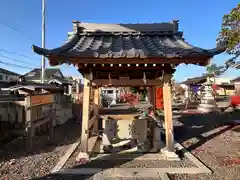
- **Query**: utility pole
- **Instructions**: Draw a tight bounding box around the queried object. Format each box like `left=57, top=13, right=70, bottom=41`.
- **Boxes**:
left=41, top=0, right=46, bottom=83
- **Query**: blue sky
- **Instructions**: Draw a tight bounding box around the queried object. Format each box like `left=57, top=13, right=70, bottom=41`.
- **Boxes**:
left=0, top=0, right=239, bottom=82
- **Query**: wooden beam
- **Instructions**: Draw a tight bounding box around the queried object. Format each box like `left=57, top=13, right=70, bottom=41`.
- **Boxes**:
left=88, top=136, right=99, bottom=153
left=49, top=56, right=210, bottom=66
left=80, top=66, right=169, bottom=71
left=51, top=137, right=81, bottom=173
left=163, top=73, right=174, bottom=152
left=25, top=95, right=33, bottom=150
left=91, top=79, right=163, bottom=87
left=79, top=73, right=91, bottom=153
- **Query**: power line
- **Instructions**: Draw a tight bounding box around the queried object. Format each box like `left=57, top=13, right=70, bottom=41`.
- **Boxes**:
left=0, top=48, right=35, bottom=60
left=1, top=20, right=31, bottom=34
left=0, top=54, right=39, bottom=66
left=0, top=60, right=36, bottom=69
left=0, top=20, right=39, bottom=43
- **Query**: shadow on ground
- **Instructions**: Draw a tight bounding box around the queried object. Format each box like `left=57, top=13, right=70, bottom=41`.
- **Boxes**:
left=0, top=118, right=81, bottom=163
left=174, top=110, right=240, bottom=151
left=31, top=104, right=240, bottom=180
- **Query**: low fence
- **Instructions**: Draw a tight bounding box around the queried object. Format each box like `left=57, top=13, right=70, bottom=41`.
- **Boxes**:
left=72, top=93, right=83, bottom=120
left=0, top=98, right=25, bottom=142
left=25, top=94, right=55, bottom=149
left=55, top=94, right=73, bottom=125
left=0, top=92, right=74, bottom=149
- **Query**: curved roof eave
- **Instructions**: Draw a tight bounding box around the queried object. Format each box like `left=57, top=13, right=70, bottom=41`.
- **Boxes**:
left=206, top=46, right=226, bottom=56
left=32, top=33, right=79, bottom=57
left=31, top=20, right=226, bottom=59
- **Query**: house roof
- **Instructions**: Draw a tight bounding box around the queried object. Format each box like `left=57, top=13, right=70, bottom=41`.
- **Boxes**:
left=23, top=68, right=63, bottom=80
left=0, top=68, right=20, bottom=76
left=2, top=83, right=63, bottom=92
left=231, top=76, right=240, bottom=83
left=233, top=62, right=240, bottom=69
left=48, top=79, right=73, bottom=85
left=32, top=20, right=225, bottom=62
left=180, top=75, right=207, bottom=85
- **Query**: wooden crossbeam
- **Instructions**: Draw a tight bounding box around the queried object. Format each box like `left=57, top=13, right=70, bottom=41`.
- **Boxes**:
left=92, top=79, right=162, bottom=87
left=58, top=57, right=209, bottom=66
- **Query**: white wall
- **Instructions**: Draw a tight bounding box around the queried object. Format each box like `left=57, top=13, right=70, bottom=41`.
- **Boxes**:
left=212, top=77, right=231, bottom=84
left=0, top=72, right=19, bottom=82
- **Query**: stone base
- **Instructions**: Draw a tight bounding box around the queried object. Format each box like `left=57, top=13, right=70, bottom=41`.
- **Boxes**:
left=75, top=152, right=90, bottom=164
left=111, top=100, right=117, bottom=105
left=161, top=148, right=180, bottom=161
left=153, top=140, right=165, bottom=150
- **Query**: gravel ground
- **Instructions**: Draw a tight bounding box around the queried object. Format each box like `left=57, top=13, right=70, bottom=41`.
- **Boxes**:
left=63, top=141, right=195, bottom=169
left=34, top=174, right=163, bottom=180
left=69, top=157, right=194, bottom=169
left=21, top=108, right=240, bottom=180
left=169, top=110, right=240, bottom=180
left=0, top=118, right=81, bottom=180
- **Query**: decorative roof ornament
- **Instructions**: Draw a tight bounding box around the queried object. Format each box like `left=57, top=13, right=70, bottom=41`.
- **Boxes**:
left=172, top=20, right=179, bottom=33
left=93, top=52, right=99, bottom=57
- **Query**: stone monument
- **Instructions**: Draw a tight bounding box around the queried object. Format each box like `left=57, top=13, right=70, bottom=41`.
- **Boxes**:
left=198, top=78, right=217, bottom=112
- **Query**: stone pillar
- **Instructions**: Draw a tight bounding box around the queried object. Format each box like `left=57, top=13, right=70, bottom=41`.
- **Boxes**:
left=76, top=82, right=80, bottom=94
left=198, top=82, right=217, bottom=112
left=112, top=89, right=117, bottom=105
left=68, top=85, right=72, bottom=95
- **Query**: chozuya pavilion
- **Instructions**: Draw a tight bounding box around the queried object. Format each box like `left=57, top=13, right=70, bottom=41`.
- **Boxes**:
left=32, top=20, right=225, bottom=159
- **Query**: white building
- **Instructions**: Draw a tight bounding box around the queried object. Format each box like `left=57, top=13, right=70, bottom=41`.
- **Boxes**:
left=0, top=68, right=20, bottom=82
left=101, top=87, right=121, bottom=105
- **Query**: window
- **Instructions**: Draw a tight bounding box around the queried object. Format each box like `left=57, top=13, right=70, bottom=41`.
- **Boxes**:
left=54, top=71, right=62, bottom=78
left=5, top=76, right=8, bottom=80
left=28, top=72, right=36, bottom=77
left=107, top=90, right=113, bottom=94
left=0, top=75, right=2, bottom=80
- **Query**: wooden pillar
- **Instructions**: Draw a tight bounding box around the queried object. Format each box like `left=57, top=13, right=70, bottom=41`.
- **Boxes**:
left=80, top=73, right=91, bottom=153
left=94, top=87, right=100, bottom=106
left=93, top=87, right=100, bottom=131
left=156, top=87, right=164, bottom=110
left=149, top=87, right=156, bottom=112
left=163, top=73, right=174, bottom=152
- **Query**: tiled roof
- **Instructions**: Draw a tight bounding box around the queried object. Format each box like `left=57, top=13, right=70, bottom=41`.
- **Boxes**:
left=231, top=76, right=240, bottom=82
left=181, top=75, right=207, bottom=84
left=23, top=68, right=63, bottom=80
left=0, top=68, right=20, bottom=76
left=233, top=62, right=240, bottom=69
left=32, top=20, right=225, bottom=59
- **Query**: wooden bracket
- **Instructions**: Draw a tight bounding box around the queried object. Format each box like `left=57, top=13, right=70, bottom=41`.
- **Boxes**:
left=143, top=72, right=146, bottom=84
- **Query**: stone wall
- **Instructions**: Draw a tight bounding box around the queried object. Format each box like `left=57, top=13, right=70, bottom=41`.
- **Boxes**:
left=54, top=94, right=73, bottom=126
left=0, top=102, right=24, bottom=137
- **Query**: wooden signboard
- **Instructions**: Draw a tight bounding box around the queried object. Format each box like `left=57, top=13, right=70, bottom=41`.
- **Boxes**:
left=156, top=87, right=164, bottom=109
left=31, top=94, right=54, bottom=106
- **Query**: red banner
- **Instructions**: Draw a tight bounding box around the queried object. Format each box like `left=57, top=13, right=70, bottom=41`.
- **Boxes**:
left=156, top=87, right=164, bottom=109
